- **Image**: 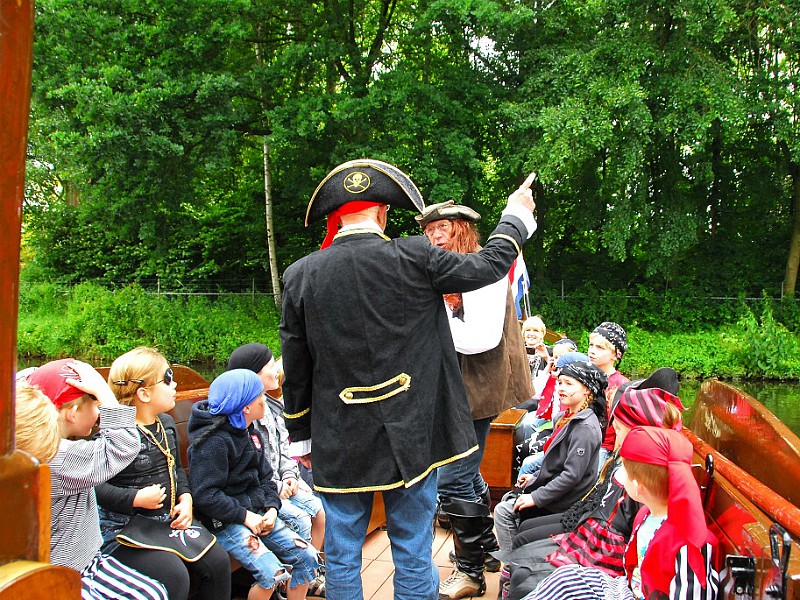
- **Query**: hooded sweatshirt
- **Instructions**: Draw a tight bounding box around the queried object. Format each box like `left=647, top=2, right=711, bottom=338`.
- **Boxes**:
left=187, top=399, right=281, bottom=529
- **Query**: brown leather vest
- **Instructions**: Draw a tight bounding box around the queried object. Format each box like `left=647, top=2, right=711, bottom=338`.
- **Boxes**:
left=458, top=287, right=534, bottom=419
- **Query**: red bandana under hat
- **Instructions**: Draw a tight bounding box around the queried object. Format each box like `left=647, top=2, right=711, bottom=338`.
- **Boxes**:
left=320, top=201, right=384, bottom=249
left=621, top=427, right=709, bottom=585
left=27, top=358, right=86, bottom=408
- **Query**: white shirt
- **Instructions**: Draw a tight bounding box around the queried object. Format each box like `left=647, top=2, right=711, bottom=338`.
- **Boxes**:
left=446, top=277, right=508, bottom=354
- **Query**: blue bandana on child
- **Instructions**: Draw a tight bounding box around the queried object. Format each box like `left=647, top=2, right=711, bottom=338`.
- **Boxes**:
left=208, top=369, right=265, bottom=430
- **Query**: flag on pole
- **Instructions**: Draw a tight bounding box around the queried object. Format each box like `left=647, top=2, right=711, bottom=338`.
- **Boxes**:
left=508, top=253, right=530, bottom=319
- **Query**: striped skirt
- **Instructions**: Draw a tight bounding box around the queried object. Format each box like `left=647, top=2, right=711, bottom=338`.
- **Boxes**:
left=80, top=553, right=168, bottom=600
left=524, top=564, right=634, bottom=600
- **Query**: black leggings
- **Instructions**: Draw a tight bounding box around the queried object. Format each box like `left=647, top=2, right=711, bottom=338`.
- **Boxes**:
left=111, top=540, right=231, bottom=600
left=513, top=512, right=566, bottom=549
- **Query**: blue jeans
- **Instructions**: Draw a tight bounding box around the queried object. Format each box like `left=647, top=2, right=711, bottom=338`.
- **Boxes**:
left=280, top=489, right=323, bottom=542
left=320, top=472, right=439, bottom=600
left=597, top=447, right=613, bottom=477
left=437, top=416, right=494, bottom=502
left=518, top=451, right=544, bottom=477
left=215, top=518, right=318, bottom=589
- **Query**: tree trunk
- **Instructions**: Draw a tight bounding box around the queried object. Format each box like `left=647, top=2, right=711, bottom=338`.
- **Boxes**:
left=254, top=38, right=282, bottom=309
left=262, top=137, right=282, bottom=309
left=783, top=159, right=800, bottom=297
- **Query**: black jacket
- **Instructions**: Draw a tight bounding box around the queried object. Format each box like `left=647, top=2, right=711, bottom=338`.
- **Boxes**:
left=187, top=401, right=281, bottom=529
left=280, top=214, right=530, bottom=492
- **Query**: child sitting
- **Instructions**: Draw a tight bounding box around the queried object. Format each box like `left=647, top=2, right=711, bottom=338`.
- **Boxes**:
left=494, top=361, right=607, bottom=553
left=188, top=368, right=318, bottom=600
left=588, top=322, right=630, bottom=468
left=515, top=350, right=589, bottom=480
left=96, top=347, right=231, bottom=600
left=26, top=359, right=168, bottom=600
left=504, top=369, right=686, bottom=600
left=227, top=343, right=327, bottom=597
left=529, top=427, right=719, bottom=600
left=15, top=383, right=61, bottom=464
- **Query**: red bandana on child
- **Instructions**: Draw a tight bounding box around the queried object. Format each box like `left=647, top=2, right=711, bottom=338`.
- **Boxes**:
left=621, top=427, right=709, bottom=586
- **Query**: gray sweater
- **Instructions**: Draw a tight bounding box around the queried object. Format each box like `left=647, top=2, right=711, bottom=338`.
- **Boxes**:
left=49, top=405, right=139, bottom=571
left=526, top=408, right=602, bottom=512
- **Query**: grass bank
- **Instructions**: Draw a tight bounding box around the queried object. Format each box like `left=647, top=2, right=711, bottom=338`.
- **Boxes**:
left=17, top=282, right=800, bottom=380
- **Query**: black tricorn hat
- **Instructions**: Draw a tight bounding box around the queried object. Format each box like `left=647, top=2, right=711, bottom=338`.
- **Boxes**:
left=305, top=159, right=426, bottom=226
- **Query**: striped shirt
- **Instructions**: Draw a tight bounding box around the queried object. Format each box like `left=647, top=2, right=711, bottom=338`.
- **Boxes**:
left=530, top=543, right=719, bottom=600
left=49, top=405, right=139, bottom=571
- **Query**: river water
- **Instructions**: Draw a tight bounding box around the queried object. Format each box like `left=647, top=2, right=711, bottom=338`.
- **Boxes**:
left=16, top=356, right=800, bottom=438
left=678, top=379, right=800, bottom=438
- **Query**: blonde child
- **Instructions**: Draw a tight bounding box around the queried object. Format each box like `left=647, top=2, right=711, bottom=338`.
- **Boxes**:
left=530, top=427, right=718, bottom=600
left=15, top=383, right=61, bottom=464
left=522, top=316, right=550, bottom=382
left=97, top=347, right=231, bottom=600
left=588, top=322, right=630, bottom=468
left=27, top=359, right=168, bottom=600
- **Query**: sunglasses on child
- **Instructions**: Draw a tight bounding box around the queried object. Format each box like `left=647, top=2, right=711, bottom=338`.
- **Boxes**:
left=113, top=367, right=174, bottom=388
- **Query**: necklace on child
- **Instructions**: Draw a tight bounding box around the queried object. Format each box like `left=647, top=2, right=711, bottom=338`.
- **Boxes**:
left=136, top=417, right=176, bottom=510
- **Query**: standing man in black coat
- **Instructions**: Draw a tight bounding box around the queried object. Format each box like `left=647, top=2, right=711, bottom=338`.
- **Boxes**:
left=280, top=159, right=537, bottom=600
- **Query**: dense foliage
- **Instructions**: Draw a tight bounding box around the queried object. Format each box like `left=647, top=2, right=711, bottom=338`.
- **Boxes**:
left=18, top=283, right=800, bottom=379
left=17, top=282, right=281, bottom=364
left=23, top=0, right=800, bottom=302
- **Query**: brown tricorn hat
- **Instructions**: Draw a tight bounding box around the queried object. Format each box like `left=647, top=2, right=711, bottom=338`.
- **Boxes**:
left=414, top=200, right=481, bottom=227
left=305, top=159, right=425, bottom=226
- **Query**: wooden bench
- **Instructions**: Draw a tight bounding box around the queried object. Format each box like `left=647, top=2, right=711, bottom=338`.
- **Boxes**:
left=480, top=408, right=526, bottom=504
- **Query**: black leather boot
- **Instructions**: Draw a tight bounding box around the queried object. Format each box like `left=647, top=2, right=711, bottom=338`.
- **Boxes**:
left=439, top=498, right=488, bottom=599
left=479, top=512, right=502, bottom=573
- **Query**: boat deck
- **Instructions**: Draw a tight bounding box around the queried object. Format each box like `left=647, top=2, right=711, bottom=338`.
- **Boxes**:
left=360, top=525, right=501, bottom=599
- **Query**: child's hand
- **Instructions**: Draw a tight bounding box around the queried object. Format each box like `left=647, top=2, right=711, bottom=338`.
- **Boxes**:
left=280, top=477, right=298, bottom=499
left=260, top=508, right=278, bottom=536
left=170, top=495, right=193, bottom=529
left=64, top=360, right=118, bottom=405
left=297, top=454, right=312, bottom=469
left=513, top=494, right=535, bottom=511
left=245, top=510, right=265, bottom=535
left=133, top=484, right=166, bottom=510
left=516, top=474, right=534, bottom=489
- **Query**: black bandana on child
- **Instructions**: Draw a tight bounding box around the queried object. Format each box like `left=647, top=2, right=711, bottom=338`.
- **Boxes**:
left=592, top=322, right=628, bottom=357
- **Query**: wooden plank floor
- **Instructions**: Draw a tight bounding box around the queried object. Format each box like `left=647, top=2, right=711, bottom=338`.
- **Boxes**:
left=360, top=525, right=500, bottom=600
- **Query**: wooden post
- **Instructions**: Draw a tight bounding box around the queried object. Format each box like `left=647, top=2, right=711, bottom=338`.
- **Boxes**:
left=0, top=0, right=34, bottom=456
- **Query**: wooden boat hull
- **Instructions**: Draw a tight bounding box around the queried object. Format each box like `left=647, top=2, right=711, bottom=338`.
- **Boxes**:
left=690, top=379, right=800, bottom=507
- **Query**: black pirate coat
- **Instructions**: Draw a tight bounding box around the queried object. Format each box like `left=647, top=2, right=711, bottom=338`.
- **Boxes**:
left=280, top=215, right=530, bottom=493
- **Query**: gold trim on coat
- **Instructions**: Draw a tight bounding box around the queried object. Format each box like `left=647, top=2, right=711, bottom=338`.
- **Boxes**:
left=313, top=445, right=479, bottom=494
left=284, top=407, right=311, bottom=419
left=486, top=233, right=521, bottom=256
left=333, top=229, right=391, bottom=242
left=339, top=373, right=411, bottom=404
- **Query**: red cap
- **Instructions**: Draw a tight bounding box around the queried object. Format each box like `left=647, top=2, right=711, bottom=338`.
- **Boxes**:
left=27, top=359, right=87, bottom=408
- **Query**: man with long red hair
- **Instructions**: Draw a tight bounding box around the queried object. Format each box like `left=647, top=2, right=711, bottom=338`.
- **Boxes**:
left=417, top=201, right=533, bottom=600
